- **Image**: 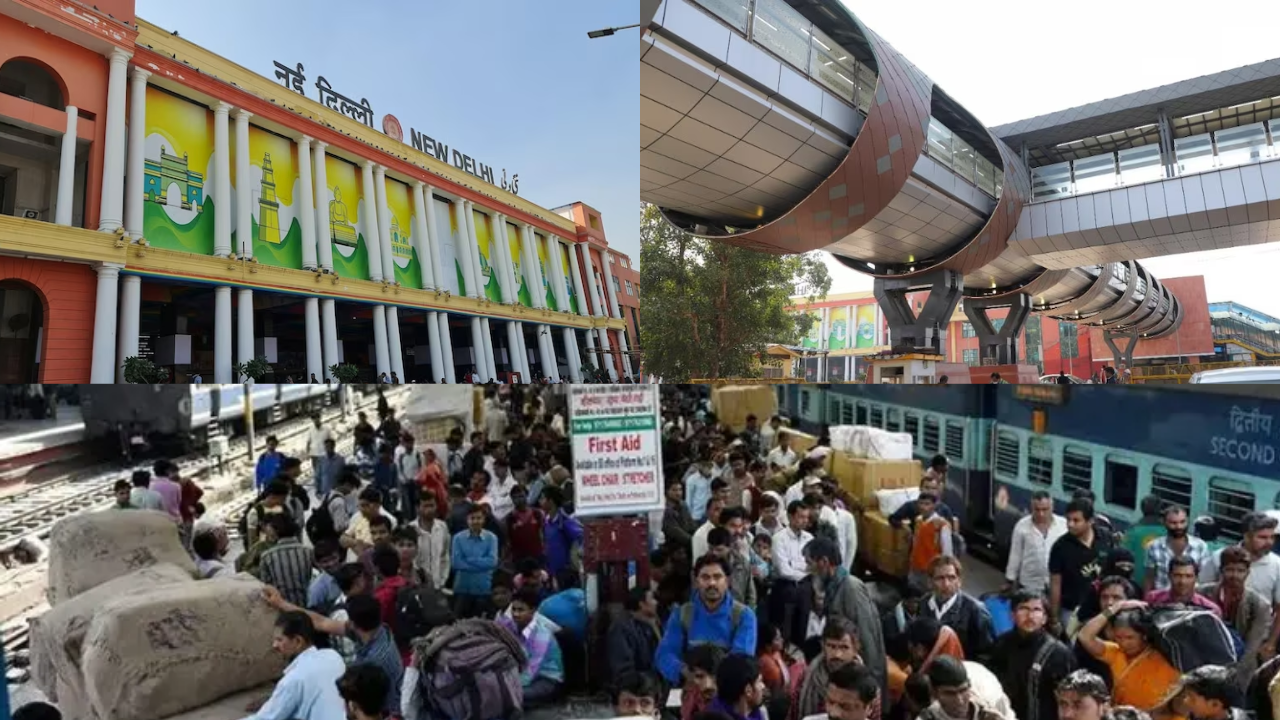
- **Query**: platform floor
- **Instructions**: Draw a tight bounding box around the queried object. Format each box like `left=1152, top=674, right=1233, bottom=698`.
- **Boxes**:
left=0, top=405, right=85, bottom=463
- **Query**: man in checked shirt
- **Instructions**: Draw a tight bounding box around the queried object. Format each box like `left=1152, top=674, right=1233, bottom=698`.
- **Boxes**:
left=258, top=513, right=316, bottom=607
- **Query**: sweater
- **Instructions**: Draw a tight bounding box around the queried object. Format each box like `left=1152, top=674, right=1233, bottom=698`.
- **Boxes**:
left=927, top=592, right=995, bottom=661
left=989, top=630, right=1075, bottom=720
left=824, top=572, right=888, bottom=692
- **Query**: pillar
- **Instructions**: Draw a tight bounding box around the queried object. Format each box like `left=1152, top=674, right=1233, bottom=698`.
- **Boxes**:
left=568, top=242, right=591, bottom=317
left=503, top=321, right=521, bottom=381
left=411, top=182, right=437, bottom=289
left=597, top=326, right=617, bottom=381
left=124, top=67, right=150, bottom=236
left=372, top=305, right=391, bottom=376
left=490, top=212, right=511, bottom=301
left=539, top=325, right=559, bottom=382
left=562, top=327, right=582, bottom=382
left=234, top=110, right=254, bottom=257
left=584, top=327, right=598, bottom=379
left=580, top=243, right=603, bottom=317
left=305, top=297, right=323, bottom=384
left=480, top=318, right=498, bottom=383
left=548, top=237, right=570, bottom=312
left=214, top=286, right=233, bottom=383
left=212, top=103, right=232, bottom=257
left=97, top=49, right=131, bottom=234
left=616, top=327, right=634, bottom=378
left=873, top=268, right=964, bottom=355
left=438, top=313, right=457, bottom=383
left=424, top=186, right=447, bottom=291
left=470, top=316, right=488, bottom=381
left=313, top=141, right=333, bottom=270
left=386, top=306, right=405, bottom=381
left=297, top=136, right=317, bottom=269
left=498, top=214, right=520, bottom=303
left=320, top=298, right=339, bottom=381
left=603, top=251, right=622, bottom=322
left=524, top=225, right=546, bottom=309
left=115, top=274, right=141, bottom=382
left=455, top=202, right=479, bottom=298
left=237, top=288, right=254, bottom=381
left=964, top=293, right=1031, bottom=365
left=373, top=165, right=396, bottom=283
left=426, top=310, right=445, bottom=383
left=90, top=264, right=122, bottom=382
left=55, top=105, right=78, bottom=227
left=361, top=161, right=384, bottom=282
left=463, top=202, right=486, bottom=300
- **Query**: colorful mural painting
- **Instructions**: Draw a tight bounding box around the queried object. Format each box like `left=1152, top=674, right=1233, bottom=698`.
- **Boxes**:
left=230, top=126, right=303, bottom=269
left=828, top=307, right=848, bottom=350
left=385, top=179, right=423, bottom=289
left=142, top=86, right=216, bottom=256
left=324, top=156, right=371, bottom=281
left=506, top=222, right=534, bottom=307
left=855, top=304, right=876, bottom=349
left=431, top=197, right=464, bottom=296
left=559, top=242, right=580, bottom=315
left=471, top=209, right=502, bottom=303
left=534, top=233, right=558, bottom=311
left=801, top=312, right=821, bottom=349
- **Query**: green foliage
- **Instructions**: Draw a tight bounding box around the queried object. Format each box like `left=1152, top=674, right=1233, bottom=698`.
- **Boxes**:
left=122, top=356, right=169, bottom=384
left=328, top=363, right=360, bottom=383
left=239, top=356, right=271, bottom=382
left=638, top=204, right=831, bottom=381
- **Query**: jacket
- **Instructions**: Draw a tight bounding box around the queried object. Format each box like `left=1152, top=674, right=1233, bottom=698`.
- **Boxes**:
left=928, top=592, right=995, bottom=661
left=654, top=594, right=757, bottom=684
left=606, top=615, right=661, bottom=679
left=664, top=500, right=698, bottom=550
left=1203, top=581, right=1273, bottom=685
left=825, top=572, right=888, bottom=693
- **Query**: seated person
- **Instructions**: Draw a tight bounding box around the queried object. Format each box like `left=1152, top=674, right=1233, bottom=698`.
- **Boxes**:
left=496, top=587, right=564, bottom=706
left=682, top=645, right=727, bottom=720
left=613, top=671, right=664, bottom=720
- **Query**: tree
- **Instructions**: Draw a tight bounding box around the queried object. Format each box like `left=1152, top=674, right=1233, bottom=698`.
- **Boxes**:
left=232, top=356, right=272, bottom=383
left=328, top=363, right=360, bottom=383
left=639, top=204, right=830, bottom=380
left=122, top=356, right=168, bottom=384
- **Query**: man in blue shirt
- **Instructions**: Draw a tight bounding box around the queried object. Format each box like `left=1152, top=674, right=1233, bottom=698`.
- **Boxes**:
left=255, top=435, right=283, bottom=492
left=452, top=505, right=499, bottom=618
left=305, top=541, right=344, bottom=616
left=655, top=554, right=757, bottom=685
left=539, top=486, right=583, bottom=581
left=241, top=609, right=346, bottom=720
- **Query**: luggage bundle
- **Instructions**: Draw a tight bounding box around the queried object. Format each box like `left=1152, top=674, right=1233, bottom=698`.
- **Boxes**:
left=1151, top=605, right=1238, bottom=671
left=410, top=618, right=528, bottom=720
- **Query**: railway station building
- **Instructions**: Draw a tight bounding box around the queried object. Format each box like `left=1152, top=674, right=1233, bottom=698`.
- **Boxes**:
left=0, top=0, right=638, bottom=384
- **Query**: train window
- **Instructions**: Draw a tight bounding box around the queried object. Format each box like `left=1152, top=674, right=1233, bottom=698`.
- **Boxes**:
left=923, top=417, right=941, bottom=453
left=828, top=397, right=840, bottom=425
left=1209, top=477, right=1255, bottom=541
left=1027, top=436, right=1054, bottom=486
left=904, top=413, right=920, bottom=446
left=855, top=402, right=868, bottom=425
left=840, top=400, right=854, bottom=425
left=995, top=431, right=1020, bottom=478
left=1150, top=464, right=1193, bottom=514
left=1061, top=445, right=1093, bottom=496
left=801, top=391, right=811, bottom=418
left=945, top=421, right=965, bottom=461
left=869, top=405, right=884, bottom=428
left=1104, top=455, right=1139, bottom=510
left=886, top=408, right=902, bottom=432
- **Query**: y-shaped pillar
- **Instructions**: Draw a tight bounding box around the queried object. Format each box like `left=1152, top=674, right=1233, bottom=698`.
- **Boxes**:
left=963, top=293, right=1031, bottom=365
left=1103, top=327, right=1142, bottom=375
left=872, top=268, right=963, bottom=355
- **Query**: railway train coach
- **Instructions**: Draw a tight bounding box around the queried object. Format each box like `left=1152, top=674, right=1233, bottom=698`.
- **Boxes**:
left=778, top=383, right=1280, bottom=564
left=80, top=384, right=343, bottom=456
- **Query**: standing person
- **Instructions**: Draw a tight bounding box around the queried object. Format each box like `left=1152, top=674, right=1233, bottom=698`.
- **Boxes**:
left=1143, top=505, right=1211, bottom=593
left=239, top=610, right=346, bottom=720
left=1144, top=557, right=1221, bottom=614
left=540, top=486, right=583, bottom=584
left=128, top=470, right=164, bottom=511
left=707, top=654, right=767, bottom=720
left=452, top=506, right=499, bottom=618
left=336, top=664, right=391, bottom=720
left=1049, top=499, right=1114, bottom=630
left=988, top=589, right=1075, bottom=720
left=244, top=481, right=292, bottom=550
left=258, top=514, right=315, bottom=607
left=505, top=484, right=546, bottom=568
left=339, top=488, right=398, bottom=559
left=409, top=494, right=451, bottom=590
left=654, top=555, right=757, bottom=686
left=149, top=459, right=183, bottom=521
left=488, top=458, right=520, bottom=522
left=806, top=538, right=887, bottom=692
left=1053, top=670, right=1115, bottom=720
left=821, top=663, right=880, bottom=720
left=255, top=436, right=285, bottom=492
left=918, top=656, right=1015, bottom=720
left=415, top=448, right=449, bottom=514
left=772, top=501, right=813, bottom=647
left=353, top=412, right=376, bottom=457
left=370, top=443, right=398, bottom=505
left=306, top=414, right=332, bottom=495
left=708, top=527, right=756, bottom=608
left=692, top=498, right=728, bottom=564
left=922, top=555, right=995, bottom=662
left=393, top=433, right=425, bottom=524
left=766, top=432, right=798, bottom=469
left=792, top=617, right=882, bottom=720
left=1075, top=599, right=1180, bottom=712
left=376, top=409, right=402, bottom=449
left=313, top=439, right=347, bottom=501
left=908, top=493, right=954, bottom=592
left=1201, top=545, right=1271, bottom=687
left=1005, top=491, right=1069, bottom=594
left=663, top=479, right=698, bottom=551
left=685, top=454, right=716, bottom=524
left=305, top=541, right=345, bottom=616
left=1122, top=495, right=1166, bottom=588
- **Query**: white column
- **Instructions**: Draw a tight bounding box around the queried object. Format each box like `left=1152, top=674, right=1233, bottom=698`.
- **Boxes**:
left=548, top=237, right=570, bottom=312
left=568, top=242, right=591, bottom=317
left=425, top=186, right=447, bottom=291
left=305, top=297, right=323, bottom=383
left=237, top=288, right=254, bottom=382
left=562, top=327, right=582, bottom=382
left=55, top=105, right=78, bottom=227
left=438, top=313, right=457, bottom=383
left=493, top=213, right=516, bottom=303
left=360, top=161, right=383, bottom=282
left=296, top=135, right=317, bottom=269
left=234, top=110, right=254, bottom=258
left=373, top=165, right=396, bottom=282
left=115, top=274, right=141, bottom=382
left=321, top=298, right=339, bottom=380
left=124, top=67, right=150, bottom=236
left=386, top=306, right=405, bottom=381
left=524, top=225, right=546, bottom=309
left=313, top=141, right=333, bottom=271
left=603, top=251, right=623, bottom=321
left=90, top=263, right=122, bottom=382
left=211, top=103, right=232, bottom=257
left=539, top=326, right=560, bottom=382
left=451, top=202, right=477, bottom=297
left=97, top=49, right=131, bottom=234
left=480, top=318, right=498, bottom=382
left=214, top=286, right=233, bottom=383
left=426, top=311, right=445, bottom=383
left=503, top=216, right=521, bottom=304
left=580, top=242, right=604, bottom=317
left=372, top=305, right=390, bottom=375
left=518, top=326, right=534, bottom=383
left=505, top=321, right=522, bottom=381
left=470, top=316, right=488, bottom=381
left=597, top=327, right=616, bottom=381
left=411, top=182, right=437, bottom=289
left=617, top=328, right=634, bottom=378
left=463, top=202, right=486, bottom=300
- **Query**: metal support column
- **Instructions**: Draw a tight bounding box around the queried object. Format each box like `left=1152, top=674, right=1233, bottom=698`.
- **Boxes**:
left=872, top=268, right=964, bottom=355
left=963, top=293, right=1032, bottom=365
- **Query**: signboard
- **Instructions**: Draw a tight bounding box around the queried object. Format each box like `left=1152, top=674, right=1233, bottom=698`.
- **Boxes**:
left=569, top=385, right=663, bottom=517
left=1012, top=384, right=1069, bottom=406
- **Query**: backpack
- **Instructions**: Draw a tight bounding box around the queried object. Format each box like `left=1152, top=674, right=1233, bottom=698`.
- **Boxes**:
left=1249, top=655, right=1280, bottom=720
left=237, top=500, right=266, bottom=550
left=1151, top=605, right=1238, bottom=671
left=679, top=600, right=747, bottom=654
left=412, top=619, right=527, bottom=720
left=1025, top=636, right=1065, bottom=720
left=394, top=583, right=455, bottom=651
left=305, top=492, right=341, bottom=545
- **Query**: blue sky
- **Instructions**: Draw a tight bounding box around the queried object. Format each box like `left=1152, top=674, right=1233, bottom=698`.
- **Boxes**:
left=135, top=0, right=640, bottom=261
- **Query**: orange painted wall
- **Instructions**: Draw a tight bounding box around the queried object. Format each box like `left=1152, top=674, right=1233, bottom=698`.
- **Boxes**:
left=1090, top=275, right=1214, bottom=361
left=0, top=258, right=96, bottom=382
left=0, top=13, right=110, bottom=229
left=91, top=0, right=136, bottom=24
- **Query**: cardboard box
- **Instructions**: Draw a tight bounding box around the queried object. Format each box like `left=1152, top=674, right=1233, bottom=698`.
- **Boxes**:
left=711, top=385, right=779, bottom=433
left=829, top=453, right=922, bottom=508
left=787, top=430, right=818, bottom=455
left=860, top=510, right=911, bottom=578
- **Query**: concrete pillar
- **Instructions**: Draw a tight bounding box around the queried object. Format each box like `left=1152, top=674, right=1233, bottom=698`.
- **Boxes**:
left=373, top=165, right=396, bottom=283
left=524, top=225, right=547, bottom=309
left=562, top=327, right=582, bottom=382
left=603, top=251, right=623, bottom=322
left=538, top=325, right=560, bottom=382
left=296, top=135, right=317, bottom=269
left=470, top=316, right=488, bottom=381
left=234, top=110, right=254, bottom=258
left=214, top=286, right=233, bottom=383
left=505, top=320, right=523, bottom=382
left=305, top=297, right=323, bottom=384
left=386, top=306, right=405, bottom=381
left=97, top=49, right=131, bottom=234
left=320, top=298, right=339, bottom=381
left=372, top=305, right=391, bottom=376
left=411, top=182, right=437, bottom=289
left=212, top=103, right=232, bottom=257
left=90, top=263, right=122, bottom=383
left=463, top=202, right=486, bottom=300
left=597, top=326, right=617, bottom=381
left=616, top=327, right=634, bottom=378
left=568, top=242, right=591, bottom=317
left=490, top=212, right=511, bottom=301
left=424, top=185, right=447, bottom=291
left=237, top=289, right=254, bottom=381
left=584, top=328, right=598, bottom=379
left=426, top=310, right=445, bottom=383
left=124, top=66, right=150, bottom=236
left=360, top=161, right=383, bottom=282
left=874, top=268, right=964, bottom=355
left=498, top=214, right=520, bottom=303
left=455, top=202, right=478, bottom=298
left=547, top=237, right=570, bottom=312
left=313, top=141, right=333, bottom=270
left=115, top=274, right=141, bottom=382
left=480, top=318, right=498, bottom=383
left=438, top=313, right=457, bottom=383
left=580, top=243, right=604, bottom=317
left=55, top=105, right=78, bottom=227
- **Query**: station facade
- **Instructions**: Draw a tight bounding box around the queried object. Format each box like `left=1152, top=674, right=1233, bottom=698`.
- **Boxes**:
left=0, top=0, right=637, bottom=384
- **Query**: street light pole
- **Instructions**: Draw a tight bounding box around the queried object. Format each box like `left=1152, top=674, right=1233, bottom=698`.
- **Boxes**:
left=587, top=23, right=640, bottom=39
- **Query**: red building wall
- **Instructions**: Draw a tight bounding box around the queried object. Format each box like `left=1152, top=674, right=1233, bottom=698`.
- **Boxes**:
left=0, top=257, right=97, bottom=382
left=1089, top=276, right=1213, bottom=362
